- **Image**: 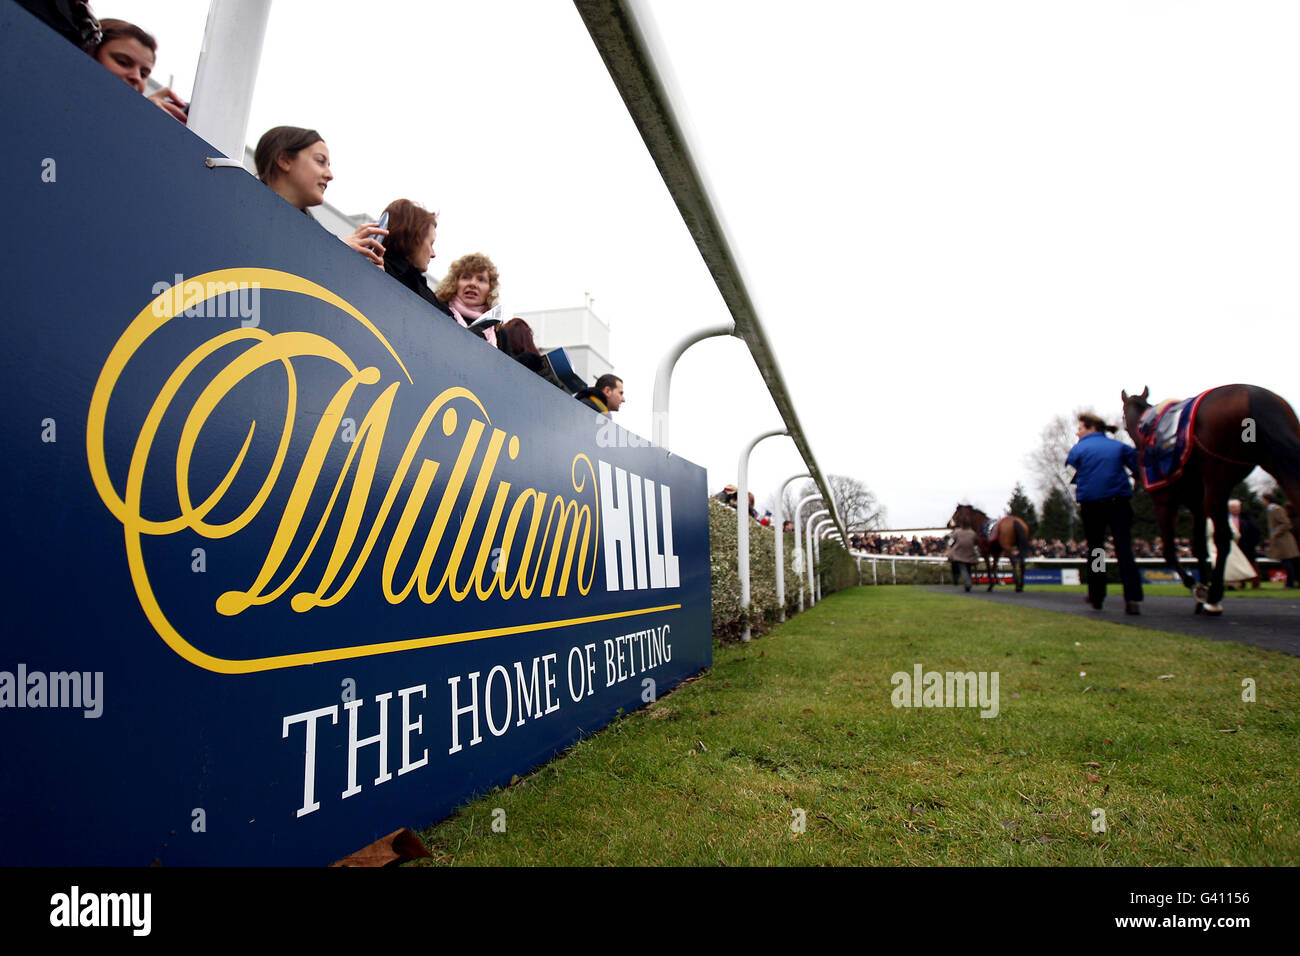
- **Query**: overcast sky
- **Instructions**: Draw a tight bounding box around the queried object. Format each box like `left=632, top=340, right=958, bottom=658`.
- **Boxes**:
left=106, top=0, right=1300, bottom=529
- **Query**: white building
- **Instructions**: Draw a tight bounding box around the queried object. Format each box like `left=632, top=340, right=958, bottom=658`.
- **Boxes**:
left=514, top=306, right=612, bottom=386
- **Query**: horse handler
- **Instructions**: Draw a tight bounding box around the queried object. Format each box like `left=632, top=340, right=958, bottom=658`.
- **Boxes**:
left=947, top=519, right=979, bottom=592
left=1066, top=413, right=1144, bottom=614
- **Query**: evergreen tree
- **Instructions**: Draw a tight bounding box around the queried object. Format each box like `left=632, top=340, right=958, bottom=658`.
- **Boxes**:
left=1007, top=483, right=1039, bottom=536
left=1039, top=487, right=1076, bottom=542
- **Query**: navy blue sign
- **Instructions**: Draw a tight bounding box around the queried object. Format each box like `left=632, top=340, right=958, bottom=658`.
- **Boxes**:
left=0, top=5, right=711, bottom=865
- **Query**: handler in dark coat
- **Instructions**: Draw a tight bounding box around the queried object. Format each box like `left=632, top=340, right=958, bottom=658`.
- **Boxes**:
left=1065, top=412, right=1143, bottom=614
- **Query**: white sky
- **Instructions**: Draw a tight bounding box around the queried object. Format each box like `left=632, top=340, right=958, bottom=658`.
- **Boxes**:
left=106, top=0, right=1300, bottom=528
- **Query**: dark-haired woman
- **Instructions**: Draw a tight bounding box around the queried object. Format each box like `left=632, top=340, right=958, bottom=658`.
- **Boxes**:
left=380, top=199, right=441, bottom=309
left=94, top=18, right=187, bottom=122
left=496, top=317, right=546, bottom=375
left=1065, top=412, right=1143, bottom=613
left=254, top=126, right=386, bottom=265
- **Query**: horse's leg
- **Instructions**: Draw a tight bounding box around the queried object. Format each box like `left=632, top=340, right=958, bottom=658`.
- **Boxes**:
left=1154, top=493, right=1192, bottom=591
left=1014, top=521, right=1028, bottom=592
left=986, top=545, right=997, bottom=592
left=1189, top=499, right=1211, bottom=605
left=1203, top=488, right=1233, bottom=614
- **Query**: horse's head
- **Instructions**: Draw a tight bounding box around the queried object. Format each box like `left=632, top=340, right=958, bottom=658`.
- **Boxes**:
left=950, top=503, right=974, bottom=530
left=1120, top=386, right=1151, bottom=444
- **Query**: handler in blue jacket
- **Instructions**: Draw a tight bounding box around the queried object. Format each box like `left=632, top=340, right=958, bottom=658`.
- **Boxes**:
left=1065, top=413, right=1143, bottom=614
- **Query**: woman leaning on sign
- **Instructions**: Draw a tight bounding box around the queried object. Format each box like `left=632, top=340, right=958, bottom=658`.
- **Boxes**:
left=254, top=126, right=388, bottom=266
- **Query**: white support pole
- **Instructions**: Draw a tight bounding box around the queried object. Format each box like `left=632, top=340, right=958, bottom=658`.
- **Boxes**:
left=792, top=493, right=821, bottom=613
left=815, top=521, right=833, bottom=601
left=651, top=320, right=735, bottom=449
left=737, top=429, right=787, bottom=642
left=188, top=0, right=273, bottom=160
left=774, top=473, right=809, bottom=622
left=805, top=508, right=828, bottom=608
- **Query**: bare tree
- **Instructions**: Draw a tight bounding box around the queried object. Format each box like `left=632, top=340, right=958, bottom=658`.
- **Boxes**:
left=772, top=475, right=884, bottom=532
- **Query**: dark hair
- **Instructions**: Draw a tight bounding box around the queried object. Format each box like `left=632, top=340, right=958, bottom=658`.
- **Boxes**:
left=1078, top=412, right=1117, bottom=434
left=97, top=18, right=156, bottom=54
left=254, top=126, right=323, bottom=183
left=498, top=317, right=540, bottom=356
left=382, top=199, right=438, bottom=262
left=595, top=373, right=622, bottom=393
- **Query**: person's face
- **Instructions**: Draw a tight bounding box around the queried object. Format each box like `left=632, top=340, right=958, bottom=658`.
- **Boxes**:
left=411, top=224, right=436, bottom=273
left=96, top=37, right=155, bottom=93
left=275, top=140, right=332, bottom=210
left=1076, top=421, right=1091, bottom=439
left=603, top=380, right=625, bottom=411
left=457, top=269, right=491, bottom=308
left=1229, top=501, right=1242, bottom=515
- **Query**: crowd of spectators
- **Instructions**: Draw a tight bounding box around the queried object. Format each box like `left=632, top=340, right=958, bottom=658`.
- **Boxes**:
left=846, top=533, right=1197, bottom=559
left=30, top=2, right=625, bottom=415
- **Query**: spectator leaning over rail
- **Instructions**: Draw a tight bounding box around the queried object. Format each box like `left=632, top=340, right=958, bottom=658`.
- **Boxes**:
left=254, top=126, right=387, bottom=266
left=1065, top=412, right=1143, bottom=614
left=496, top=318, right=547, bottom=376
left=574, top=374, right=624, bottom=416
left=94, top=18, right=187, bottom=123
left=432, top=253, right=501, bottom=347
left=380, top=199, right=441, bottom=312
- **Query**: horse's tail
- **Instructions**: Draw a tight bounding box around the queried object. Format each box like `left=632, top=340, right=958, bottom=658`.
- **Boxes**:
left=1016, top=518, right=1031, bottom=556
left=1246, top=386, right=1300, bottom=500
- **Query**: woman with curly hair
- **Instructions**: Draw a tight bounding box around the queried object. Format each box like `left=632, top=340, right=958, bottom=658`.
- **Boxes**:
left=433, top=253, right=500, bottom=347
left=254, top=126, right=387, bottom=266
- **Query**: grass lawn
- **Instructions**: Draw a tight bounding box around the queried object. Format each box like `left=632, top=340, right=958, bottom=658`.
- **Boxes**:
left=412, top=586, right=1300, bottom=866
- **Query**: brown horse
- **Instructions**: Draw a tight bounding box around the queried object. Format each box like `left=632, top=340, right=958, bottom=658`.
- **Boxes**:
left=1121, top=384, right=1300, bottom=614
left=950, top=504, right=1031, bottom=592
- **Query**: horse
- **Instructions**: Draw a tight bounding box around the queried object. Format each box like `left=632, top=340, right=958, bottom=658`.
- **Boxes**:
left=950, top=504, right=1031, bottom=592
left=1120, top=384, right=1300, bottom=615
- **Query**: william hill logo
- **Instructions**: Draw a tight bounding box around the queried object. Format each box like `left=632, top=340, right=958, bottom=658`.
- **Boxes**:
left=87, top=269, right=681, bottom=674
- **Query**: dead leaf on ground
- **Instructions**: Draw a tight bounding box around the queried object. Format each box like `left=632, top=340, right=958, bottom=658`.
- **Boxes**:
left=1085, top=773, right=1102, bottom=783
left=802, top=708, right=813, bottom=714
left=1082, top=761, right=1101, bottom=767
left=1157, top=674, right=1175, bottom=680
left=1218, top=728, right=1239, bottom=734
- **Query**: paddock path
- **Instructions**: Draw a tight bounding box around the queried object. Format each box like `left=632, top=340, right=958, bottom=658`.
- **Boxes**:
left=924, top=587, right=1300, bottom=657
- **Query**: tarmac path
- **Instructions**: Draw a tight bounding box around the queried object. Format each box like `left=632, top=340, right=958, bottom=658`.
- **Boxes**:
left=923, top=586, right=1300, bottom=657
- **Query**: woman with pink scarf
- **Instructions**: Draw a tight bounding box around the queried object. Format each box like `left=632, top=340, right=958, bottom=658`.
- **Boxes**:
left=432, top=253, right=500, bottom=348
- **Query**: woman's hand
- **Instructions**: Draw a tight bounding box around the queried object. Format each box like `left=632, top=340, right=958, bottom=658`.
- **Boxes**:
left=148, top=87, right=188, bottom=124
left=343, top=223, right=388, bottom=267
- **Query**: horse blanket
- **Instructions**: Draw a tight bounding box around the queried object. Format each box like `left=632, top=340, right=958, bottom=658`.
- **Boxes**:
left=1136, top=390, right=1210, bottom=490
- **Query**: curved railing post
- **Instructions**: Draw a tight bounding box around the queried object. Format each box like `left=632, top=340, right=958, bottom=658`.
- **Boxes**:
left=792, top=494, right=821, bottom=613
left=816, top=524, right=836, bottom=601
left=651, top=320, right=735, bottom=449
left=737, top=428, right=787, bottom=642
left=805, top=508, right=828, bottom=608
left=774, top=472, right=809, bottom=621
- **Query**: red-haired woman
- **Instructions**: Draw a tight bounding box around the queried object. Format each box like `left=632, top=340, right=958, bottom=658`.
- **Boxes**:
left=379, top=199, right=441, bottom=310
